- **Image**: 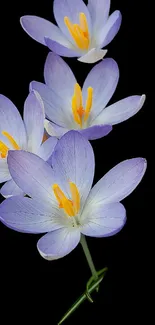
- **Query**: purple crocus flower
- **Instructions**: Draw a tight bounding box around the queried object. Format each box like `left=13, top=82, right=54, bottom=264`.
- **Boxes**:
left=31, top=53, right=145, bottom=140
left=0, top=131, right=147, bottom=260
left=0, top=91, right=57, bottom=198
left=20, top=0, right=122, bottom=63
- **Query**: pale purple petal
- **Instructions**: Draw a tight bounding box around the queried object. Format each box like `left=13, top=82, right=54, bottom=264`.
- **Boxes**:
left=0, top=179, right=24, bottom=198
left=81, top=203, right=126, bottom=237
left=99, top=11, right=122, bottom=48
left=20, top=15, right=70, bottom=46
left=78, top=48, right=107, bottom=63
left=0, top=159, right=10, bottom=183
left=37, top=136, right=58, bottom=162
left=37, top=227, right=81, bottom=260
left=88, top=0, right=110, bottom=33
left=52, top=131, right=95, bottom=210
left=86, top=158, right=147, bottom=206
left=53, top=0, right=92, bottom=45
left=82, top=59, right=119, bottom=121
left=0, top=94, right=27, bottom=149
left=0, top=196, right=63, bottom=233
left=92, top=95, right=146, bottom=126
left=7, top=150, right=56, bottom=204
left=79, top=125, right=112, bottom=140
left=30, top=81, right=70, bottom=127
left=24, top=91, right=45, bottom=152
left=44, top=120, right=69, bottom=138
left=45, top=38, right=81, bottom=57
left=44, top=53, right=76, bottom=107
left=44, top=52, right=76, bottom=99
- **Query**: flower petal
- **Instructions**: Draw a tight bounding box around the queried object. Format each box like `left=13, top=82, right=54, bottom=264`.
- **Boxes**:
left=44, top=53, right=76, bottom=107
left=24, top=91, right=45, bottom=152
left=37, top=227, right=80, bottom=260
left=0, top=94, right=27, bottom=149
left=7, top=150, right=55, bottom=204
left=79, top=125, right=112, bottom=140
left=45, top=37, right=81, bottom=57
left=99, top=11, right=122, bottom=48
left=52, top=131, right=95, bottom=210
left=82, top=58, right=119, bottom=120
left=44, top=120, right=69, bottom=138
left=0, top=159, right=10, bottom=182
left=0, top=179, right=24, bottom=198
left=92, top=95, right=146, bottom=126
left=78, top=48, right=107, bottom=63
left=53, top=0, right=92, bottom=44
left=81, top=202, right=126, bottom=237
left=88, top=0, right=110, bottom=33
left=20, top=15, right=69, bottom=46
left=0, top=196, right=63, bottom=233
left=86, top=158, right=147, bottom=206
left=30, top=81, right=70, bottom=127
left=37, top=136, right=58, bottom=162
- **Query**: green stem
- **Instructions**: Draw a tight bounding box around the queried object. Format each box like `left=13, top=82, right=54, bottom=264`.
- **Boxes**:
left=80, top=234, right=98, bottom=280
left=58, top=276, right=103, bottom=325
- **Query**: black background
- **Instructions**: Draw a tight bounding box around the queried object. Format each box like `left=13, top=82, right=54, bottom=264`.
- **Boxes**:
left=0, top=1, right=152, bottom=324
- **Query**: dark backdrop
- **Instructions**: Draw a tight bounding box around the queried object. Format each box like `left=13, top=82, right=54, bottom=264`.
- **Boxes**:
left=0, top=1, right=151, bottom=324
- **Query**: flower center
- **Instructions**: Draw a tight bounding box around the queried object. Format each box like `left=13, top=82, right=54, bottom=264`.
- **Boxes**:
left=72, top=83, right=93, bottom=128
left=52, top=182, right=80, bottom=217
left=0, top=130, right=20, bottom=159
left=64, top=12, right=90, bottom=50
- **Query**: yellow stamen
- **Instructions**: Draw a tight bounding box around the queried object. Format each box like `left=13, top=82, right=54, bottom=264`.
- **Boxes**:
left=69, top=182, right=80, bottom=215
left=2, top=131, right=20, bottom=150
left=71, top=83, right=93, bottom=127
left=72, top=83, right=84, bottom=128
left=64, top=12, right=90, bottom=50
left=0, top=141, right=9, bottom=158
left=75, top=83, right=83, bottom=108
left=84, top=87, right=93, bottom=122
left=72, top=95, right=82, bottom=126
left=0, top=130, right=20, bottom=159
left=79, top=13, right=89, bottom=38
left=52, top=182, right=80, bottom=217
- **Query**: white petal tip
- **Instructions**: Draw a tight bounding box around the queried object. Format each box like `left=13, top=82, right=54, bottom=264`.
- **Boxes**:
left=142, top=157, right=147, bottom=169
left=78, top=49, right=108, bottom=64
left=20, top=16, right=24, bottom=25
left=139, top=94, right=146, bottom=108
left=37, top=248, right=52, bottom=261
left=44, top=120, right=58, bottom=137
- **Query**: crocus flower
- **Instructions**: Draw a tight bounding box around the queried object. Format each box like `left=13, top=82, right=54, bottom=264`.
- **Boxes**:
left=0, top=131, right=146, bottom=260
left=31, top=53, right=145, bottom=140
left=20, top=0, right=122, bottom=63
left=0, top=91, right=57, bottom=198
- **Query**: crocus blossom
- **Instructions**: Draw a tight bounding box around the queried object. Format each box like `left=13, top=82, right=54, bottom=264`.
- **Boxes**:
left=20, top=0, right=122, bottom=63
left=0, top=91, right=57, bottom=198
left=0, top=131, right=147, bottom=260
left=31, top=52, right=145, bottom=140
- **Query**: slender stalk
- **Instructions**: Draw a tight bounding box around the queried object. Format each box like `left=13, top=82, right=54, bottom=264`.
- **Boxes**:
left=80, top=234, right=98, bottom=280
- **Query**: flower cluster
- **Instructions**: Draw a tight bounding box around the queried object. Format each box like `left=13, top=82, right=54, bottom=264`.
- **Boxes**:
left=0, top=0, right=147, bottom=263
